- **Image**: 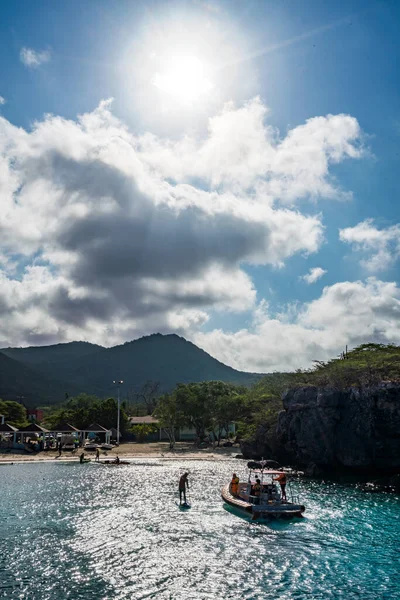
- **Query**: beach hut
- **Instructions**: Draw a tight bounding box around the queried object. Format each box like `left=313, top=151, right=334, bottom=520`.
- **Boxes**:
left=80, top=423, right=111, bottom=445
left=50, top=423, right=81, bottom=449
left=52, top=423, right=80, bottom=434
left=17, top=423, right=49, bottom=450
left=0, top=421, right=18, bottom=449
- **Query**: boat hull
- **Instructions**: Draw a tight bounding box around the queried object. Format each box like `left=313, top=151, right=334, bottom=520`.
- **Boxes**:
left=221, top=484, right=305, bottom=520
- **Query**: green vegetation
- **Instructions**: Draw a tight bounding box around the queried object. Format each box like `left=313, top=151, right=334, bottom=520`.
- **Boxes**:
left=236, top=343, right=400, bottom=444
left=154, top=392, right=186, bottom=449
left=0, top=400, right=28, bottom=428
left=131, top=424, right=158, bottom=442
left=154, top=381, right=246, bottom=449
left=306, top=343, right=400, bottom=388
left=43, top=393, right=129, bottom=433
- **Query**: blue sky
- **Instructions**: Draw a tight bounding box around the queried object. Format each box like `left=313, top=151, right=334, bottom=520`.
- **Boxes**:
left=0, top=0, right=399, bottom=371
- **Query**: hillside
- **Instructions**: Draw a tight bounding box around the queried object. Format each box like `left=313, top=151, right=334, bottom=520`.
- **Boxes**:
left=0, top=334, right=262, bottom=405
left=2, top=341, right=104, bottom=368
left=0, top=351, right=80, bottom=406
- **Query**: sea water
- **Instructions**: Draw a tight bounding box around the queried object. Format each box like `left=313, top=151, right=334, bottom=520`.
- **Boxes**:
left=0, top=459, right=399, bottom=599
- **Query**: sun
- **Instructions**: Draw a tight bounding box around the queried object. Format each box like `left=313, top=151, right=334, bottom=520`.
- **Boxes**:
left=152, top=55, right=213, bottom=106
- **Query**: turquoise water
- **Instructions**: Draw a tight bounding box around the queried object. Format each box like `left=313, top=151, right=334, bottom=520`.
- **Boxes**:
left=0, top=459, right=399, bottom=599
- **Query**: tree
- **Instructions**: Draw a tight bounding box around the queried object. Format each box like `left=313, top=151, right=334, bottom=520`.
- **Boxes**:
left=175, top=382, right=213, bottom=443
left=43, top=394, right=129, bottom=434
left=131, top=423, right=157, bottom=443
left=154, top=393, right=185, bottom=449
left=132, top=381, right=160, bottom=415
left=175, top=381, right=245, bottom=445
left=0, top=400, right=28, bottom=428
left=211, top=392, right=245, bottom=446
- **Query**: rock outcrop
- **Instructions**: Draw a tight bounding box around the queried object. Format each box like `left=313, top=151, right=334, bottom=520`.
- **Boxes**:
left=274, top=383, right=400, bottom=473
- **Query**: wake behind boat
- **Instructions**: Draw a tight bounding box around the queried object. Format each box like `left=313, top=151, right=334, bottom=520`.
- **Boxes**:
left=222, top=462, right=305, bottom=521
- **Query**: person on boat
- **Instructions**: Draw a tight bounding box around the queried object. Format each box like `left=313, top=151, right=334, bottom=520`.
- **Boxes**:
left=273, top=471, right=287, bottom=501
left=95, top=448, right=100, bottom=462
left=79, top=452, right=85, bottom=464
left=179, top=472, right=189, bottom=505
left=230, top=473, right=239, bottom=496
left=253, top=478, right=261, bottom=505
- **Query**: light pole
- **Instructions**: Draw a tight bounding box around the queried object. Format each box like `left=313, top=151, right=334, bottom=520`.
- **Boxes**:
left=113, top=380, right=124, bottom=445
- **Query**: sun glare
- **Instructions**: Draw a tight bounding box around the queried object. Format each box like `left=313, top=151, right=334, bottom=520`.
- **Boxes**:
left=152, top=55, right=213, bottom=106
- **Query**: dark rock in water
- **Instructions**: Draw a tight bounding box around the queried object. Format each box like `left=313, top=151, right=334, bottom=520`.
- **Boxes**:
left=274, top=383, right=400, bottom=474
left=235, top=454, right=245, bottom=459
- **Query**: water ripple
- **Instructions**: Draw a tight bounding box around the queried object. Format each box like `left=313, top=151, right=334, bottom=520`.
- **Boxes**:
left=1, top=460, right=399, bottom=599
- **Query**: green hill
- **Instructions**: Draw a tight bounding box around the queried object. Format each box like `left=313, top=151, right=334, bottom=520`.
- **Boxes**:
left=0, top=334, right=262, bottom=405
left=0, top=351, right=79, bottom=405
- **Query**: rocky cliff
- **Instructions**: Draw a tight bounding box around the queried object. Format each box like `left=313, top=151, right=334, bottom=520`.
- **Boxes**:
left=241, top=383, right=400, bottom=474
left=274, top=383, right=400, bottom=473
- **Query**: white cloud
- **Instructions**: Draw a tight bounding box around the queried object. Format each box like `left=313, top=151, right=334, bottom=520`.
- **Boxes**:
left=139, top=97, right=364, bottom=200
left=0, top=96, right=6, bottom=105
left=20, top=47, right=51, bottom=68
left=301, top=266, right=327, bottom=284
left=0, top=98, right=365, bottom=348
left=193, top=278, right=400, bottom=372
left=340, top=219, right=400, bottom=271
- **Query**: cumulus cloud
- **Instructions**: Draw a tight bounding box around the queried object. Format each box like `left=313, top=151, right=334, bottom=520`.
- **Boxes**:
left=301, top=267, right=327, bottom=284
left=0, top=96, right=6, bottom=105
left=340, top=219, right=400, bottom=271
left=20, top=47, right=51, bottom=68
left=0, top=98, right=365, bottom=348
left=193, top=278, right=400, bottom=372
left=139, top=97, right=364, bottom=200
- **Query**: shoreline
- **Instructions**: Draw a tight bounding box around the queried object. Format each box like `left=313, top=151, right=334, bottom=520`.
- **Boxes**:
left=0, top=441, right=242, bottom=464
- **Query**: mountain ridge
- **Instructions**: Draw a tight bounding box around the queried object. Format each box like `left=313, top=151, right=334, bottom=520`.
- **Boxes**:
left=0, top=333, right=263, bottom=406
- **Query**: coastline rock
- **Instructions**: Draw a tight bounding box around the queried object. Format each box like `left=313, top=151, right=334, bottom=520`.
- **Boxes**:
left=274, top=383, right=400, bottom=474
left=304, top=462, right=324, bottom=478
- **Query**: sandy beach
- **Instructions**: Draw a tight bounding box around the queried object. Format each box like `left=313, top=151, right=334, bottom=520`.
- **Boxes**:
left=0, top=441, right=242, bottom=464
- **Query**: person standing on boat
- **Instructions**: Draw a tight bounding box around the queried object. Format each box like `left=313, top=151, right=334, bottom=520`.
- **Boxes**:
left=230, top=473, right=239, bottom=496
left=274, top=471, right=287, bottom=502
left=179, top=472, right=189, bottom=505
left=253, top=478, right=261, bottom=505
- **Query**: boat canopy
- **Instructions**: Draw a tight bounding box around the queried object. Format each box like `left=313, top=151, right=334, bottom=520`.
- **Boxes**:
left=248, top=469, right=284, bottom=475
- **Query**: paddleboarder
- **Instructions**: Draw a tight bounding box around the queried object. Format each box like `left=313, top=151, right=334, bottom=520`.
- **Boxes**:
left=179, top=472, right=189, bottom=505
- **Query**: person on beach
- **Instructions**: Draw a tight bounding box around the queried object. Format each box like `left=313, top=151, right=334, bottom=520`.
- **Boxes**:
left=79, top=452, right=85, bottom=464
left=114, top=455, right=120, bottom=464
left=230, top=473, right=239, bottom=496
left=273, top=471, right=287, bottom=502
left=58, top=443, right=62, bottom=457
left=95, top=448, right=100, bottom=462
left=179, top=473, right=189, bottom=505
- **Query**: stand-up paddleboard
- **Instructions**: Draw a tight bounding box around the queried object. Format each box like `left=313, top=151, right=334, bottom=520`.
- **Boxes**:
left=175, top=501, right=191, bottom=510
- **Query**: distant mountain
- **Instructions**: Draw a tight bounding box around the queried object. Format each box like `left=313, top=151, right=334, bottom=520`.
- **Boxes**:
left=0, top=351, right=80, bottom=406
left=2, top=341, right=104, bottom=367
left=0, top=334, right=262, bottom=406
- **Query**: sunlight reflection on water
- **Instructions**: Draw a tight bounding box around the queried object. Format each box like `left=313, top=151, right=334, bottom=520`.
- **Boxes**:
left=1, top=460, right=399, bottom=599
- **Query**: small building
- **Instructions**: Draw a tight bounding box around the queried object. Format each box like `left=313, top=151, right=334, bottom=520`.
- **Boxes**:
left=27, top=408, right=45, bottom=423
left=17, top=423, right=49, bottom=451
left=81, top=423, right=111, bottom=445
left=0, top=421, right=18, bottom=449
